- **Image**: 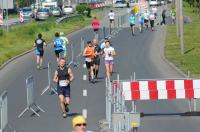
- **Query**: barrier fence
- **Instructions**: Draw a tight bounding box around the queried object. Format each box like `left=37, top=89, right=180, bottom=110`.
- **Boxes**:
left=0, top=90, right=7, bottom=132
left=18, top=76, right=45, bottom=118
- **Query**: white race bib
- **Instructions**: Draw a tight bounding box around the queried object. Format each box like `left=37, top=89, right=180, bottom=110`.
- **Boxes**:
left=85, top=57, right=91, bottom=62
left=59, top=80, right=68, bottom=87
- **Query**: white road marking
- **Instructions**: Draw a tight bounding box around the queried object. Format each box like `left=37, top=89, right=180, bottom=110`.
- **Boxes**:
left=83, top=89, right=87, bottom=96
left=83, top=64, right=86, bottom=68
left=83, top=75, right=87, bottom=80
left=82, top=109, right=87, bottom=118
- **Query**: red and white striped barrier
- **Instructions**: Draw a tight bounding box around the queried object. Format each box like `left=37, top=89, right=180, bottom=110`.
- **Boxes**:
left=0, top=13, right=3, bottom=26
left=118, top=79, right=200, bottom=100
left=19, top=11, right=24, bottom=23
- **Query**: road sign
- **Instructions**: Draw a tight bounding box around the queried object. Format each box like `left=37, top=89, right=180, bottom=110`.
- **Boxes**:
left=0, top=0, right=13, bottom=9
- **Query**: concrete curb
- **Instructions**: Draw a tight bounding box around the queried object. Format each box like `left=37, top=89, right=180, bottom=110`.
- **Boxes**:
left=159, top=26, right=187, bottom=78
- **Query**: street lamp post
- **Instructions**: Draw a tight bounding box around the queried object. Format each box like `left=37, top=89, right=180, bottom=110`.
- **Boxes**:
left=180, top=0, right=184, bottom=54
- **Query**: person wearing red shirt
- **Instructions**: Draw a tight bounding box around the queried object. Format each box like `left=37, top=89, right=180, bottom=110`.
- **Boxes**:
left=92, top=17, right=100, bottom=40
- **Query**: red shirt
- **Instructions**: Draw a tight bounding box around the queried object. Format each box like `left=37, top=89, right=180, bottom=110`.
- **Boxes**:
left=92, top=19, right=100, bottom=30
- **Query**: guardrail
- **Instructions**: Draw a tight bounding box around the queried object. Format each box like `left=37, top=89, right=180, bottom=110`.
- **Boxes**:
left=56, top=14, right=83, bottom=23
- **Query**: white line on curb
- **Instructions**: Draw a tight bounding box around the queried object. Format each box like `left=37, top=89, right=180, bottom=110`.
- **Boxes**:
left=82, top=109, right=87, bottom=118
left=83, top=64, right=86, bottom=68
left=83, top=89, right=87, bottom=96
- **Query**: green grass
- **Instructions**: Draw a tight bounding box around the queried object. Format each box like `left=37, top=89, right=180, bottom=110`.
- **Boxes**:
left=165, top=2, right=200, bottom=77
left=0, top=8, right=107, bottom=66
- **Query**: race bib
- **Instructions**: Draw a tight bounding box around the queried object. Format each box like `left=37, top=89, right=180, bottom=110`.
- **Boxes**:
left=59, top=80, right=68, bottom=87
left=85, top=58, right=91, bottom=62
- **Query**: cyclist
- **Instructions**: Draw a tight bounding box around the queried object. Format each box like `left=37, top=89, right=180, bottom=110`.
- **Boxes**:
left=93, top=38, right=101, bottom=79
left=138, top=14, right=144, bottom=33
left=33, top=33, right=46, bottom=70
left=92, top=17, right=100, bottom=40
left=52, top=32, right=65, bottom=64
left=60, top=32, right=69, bottom=59
left=83, top=41, right=95, bottom=83
left=53, top=58, right=74, bottom=118
left=103, top=40, right=116, bottom=80
left=129, top=13, right=135, bottom=36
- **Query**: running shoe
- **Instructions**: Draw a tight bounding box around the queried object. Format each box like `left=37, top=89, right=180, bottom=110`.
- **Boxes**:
left=65, top=104, right=69, bottom=112
left=62, top=112, right=67, bottom=118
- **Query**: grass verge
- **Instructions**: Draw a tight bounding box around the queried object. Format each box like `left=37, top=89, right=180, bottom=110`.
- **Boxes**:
left=0, top=8, right=108, bottom=67
left=165, top=2, right=200, bottom=77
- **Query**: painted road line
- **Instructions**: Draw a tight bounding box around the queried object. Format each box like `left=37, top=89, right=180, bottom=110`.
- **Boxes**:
left=82, top=109, right=87, bottom=118
left=83, top=89, right=87, bottom=96
left=83, top=64, right=86, bottom=68
left=83, top=75, right=87, bottom=80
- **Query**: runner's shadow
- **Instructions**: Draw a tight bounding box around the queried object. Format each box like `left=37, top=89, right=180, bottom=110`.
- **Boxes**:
left=67, top=113, right=81, bottom=117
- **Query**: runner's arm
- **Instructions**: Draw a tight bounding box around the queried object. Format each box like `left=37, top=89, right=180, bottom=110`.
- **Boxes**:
left=53, top=71, right=58, bottom=83
left=112, top=49, right=116, bottom=56
left=68, top=68, right=74, bottom=83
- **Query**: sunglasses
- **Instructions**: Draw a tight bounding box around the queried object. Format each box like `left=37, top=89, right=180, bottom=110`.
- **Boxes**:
left=76, top=123, right=87, bottom=127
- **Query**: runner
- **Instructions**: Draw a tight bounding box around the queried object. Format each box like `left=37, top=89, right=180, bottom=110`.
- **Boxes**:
left=161, top=9, right=166, bottom=25
left=108, top=10, right=115, bottom=32
left=170, top=7, right=176, bottom=24
left=53, top=58, right=74, bottom=118
left=83, top=41, right=95, bottom=83
left=103, top=40, right=116, bottom=80
left=72, top=115, right=94, bottom=132
left=151, top=6, right=157, bottom=19
left=138, top=14, right=144, bottom=33
left=129, top=13, right=135, bottom=36
left=33, top=33, right=46, bottom=70
left=149, top=11, right=155, bottom=31
left=143, top=10, right=149, bottom=29
left=93, top=38, right=101, bottom=79
left=92, top=17, right=100, bottom=40
left=59, top=32, right=69, bottom=59
left=52, top=32, right=65, bottom=63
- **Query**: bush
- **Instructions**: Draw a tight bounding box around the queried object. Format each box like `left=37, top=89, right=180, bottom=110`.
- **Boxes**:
left=76, top=4, right=90, bottom=15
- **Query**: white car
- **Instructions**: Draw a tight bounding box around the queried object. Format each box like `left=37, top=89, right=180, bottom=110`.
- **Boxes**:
left=113, top=0, right=127, bottom=8
left=149, top=0, right=161, bottom=6
left=62, top=6, right=74, bottom=15
left=128, top=0, right=138, bottom=7
left=161, top=0, right=166, bottom=5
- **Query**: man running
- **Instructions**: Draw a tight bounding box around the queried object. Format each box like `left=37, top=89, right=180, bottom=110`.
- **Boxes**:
left=60, top=32, right=69, bottom=59
left=129, top=13, right=135, bottom=36
left=143, top=10, right=149, bottom=29
left=108, top=10, right=115, bottom=31
left=149, top=11, right=155, bottom=31
left=33, top=33, right=46, bottom=70
left=52, top=32, right=65, bottom=63
left=103, top=40, right=116, bottom=80
left=83, top=41, right=95, bottom=83
left=53, top=58, right=74, bottom=118
left=92, top=17, right=100, bottom=40
left=93, top=38, right=101, bottom=79
left=170, top=7, right=176, bottom=24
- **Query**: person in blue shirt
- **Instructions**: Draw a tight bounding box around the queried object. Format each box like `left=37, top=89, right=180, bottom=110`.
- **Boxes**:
left=138, top=14, right=144, bottom=33
left=52, top=32, right=65, bottom=63
left=129, top=14, right=135, bottom=36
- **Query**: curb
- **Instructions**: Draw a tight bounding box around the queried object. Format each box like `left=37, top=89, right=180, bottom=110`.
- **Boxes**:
left=159, top=26, right=187, bottom=78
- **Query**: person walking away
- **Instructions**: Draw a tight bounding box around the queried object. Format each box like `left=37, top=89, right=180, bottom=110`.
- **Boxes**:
left=92, top=17, right=100, bottom=40
left=161, top=9, right=166, bottom=25
left=149, top=12, right=155, bottom=31
left=129, top=13, right=135, bottom=36
left=60, top=32, right=69, bottom=59
left=108, top=10, right=115, bottom=32
left=53, top=58, right=74, bottom=118
left=170, top=8, right=176, bottom=24
left=93, top=38, right=101, bottom=79
left=143, top=10, right=149, bottom=29
left=138, top=14, right=144, bottom=33
left=103, top=40, right=116, bottom=81
left=52, top=32, right=65, bottom=64
left=72, top=115, right=93, bottom=132
left=33, top=33, right=46, bottom=70
left=83, top=41, right=95, bottom=83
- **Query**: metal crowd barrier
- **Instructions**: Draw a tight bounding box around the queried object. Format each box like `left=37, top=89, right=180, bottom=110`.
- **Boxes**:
left=41, top=62, right=57, bottom=95
left=0, top=90, right=8, bottom=132
left=18, top=76, right=45, bottom=118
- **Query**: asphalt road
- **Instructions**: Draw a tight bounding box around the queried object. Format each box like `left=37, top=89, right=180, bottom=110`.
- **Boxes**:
left=1, top=7, right=200, bottom=132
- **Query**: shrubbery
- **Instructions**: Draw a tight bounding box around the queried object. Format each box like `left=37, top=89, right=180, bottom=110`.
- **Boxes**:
left=76, top=4, right=91, bottom=17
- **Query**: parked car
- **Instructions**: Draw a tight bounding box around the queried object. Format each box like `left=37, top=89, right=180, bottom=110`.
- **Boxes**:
left=50, top=7, right=62, bottom=17
left=62, top=5, right=74, bottom=15
left=161, top=0, right=166, bottom=5
left=128, top=0, right=138, bottom=7
left=20, top=7, right=33, bottom=20
left=149, top=0, right=161, bottom=6
left=113, top=0, right=127, bottom=8
left=35, top=8, right=50, bottom=21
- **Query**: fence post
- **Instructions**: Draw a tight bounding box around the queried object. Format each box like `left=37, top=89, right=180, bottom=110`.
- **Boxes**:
left=0, top=90, right=8, bottom=132
left=103, top=26, right=106, bottom=39
left=41, top=62, right=57, bottom=95
left=18, top=76, right=45, bottom=118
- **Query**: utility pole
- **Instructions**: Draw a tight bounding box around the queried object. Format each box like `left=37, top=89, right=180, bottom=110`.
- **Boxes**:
left=180, top=0, right=184, bottom=54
